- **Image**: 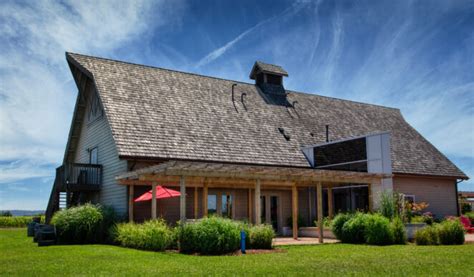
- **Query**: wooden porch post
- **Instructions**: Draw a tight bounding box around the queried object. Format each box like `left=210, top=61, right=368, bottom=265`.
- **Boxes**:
left=151, top=182, right=157, bottom=219
left=128, top=185, right=134, bottom=222
left=292, top=184, right=298, bottom=240
left=194, top=186, right=198, bottom=219
left=248, top=188, right=253, bottom=223
left=255, top=179, right=261, bottom=224
left=328, top=186, right=334, bottom=219
left=180, top=176, right=186, bottom=222
left=203, top=180, right=208, bottom=217
left=317, top=182, right=323, bottom=243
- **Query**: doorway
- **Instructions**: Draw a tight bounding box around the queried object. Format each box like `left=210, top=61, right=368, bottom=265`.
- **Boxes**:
left=260, top=194, right=280, bottom=232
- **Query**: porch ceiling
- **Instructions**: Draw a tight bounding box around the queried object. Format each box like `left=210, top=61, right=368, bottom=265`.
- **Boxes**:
left=116, top=160, right=390, bottom=187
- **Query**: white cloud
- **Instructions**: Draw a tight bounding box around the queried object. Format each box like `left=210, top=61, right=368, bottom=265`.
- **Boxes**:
left=0, top=0, right=185, bottom=184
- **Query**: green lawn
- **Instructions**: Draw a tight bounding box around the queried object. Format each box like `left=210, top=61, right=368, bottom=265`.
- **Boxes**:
left=1, top=228, right=473, bottom=276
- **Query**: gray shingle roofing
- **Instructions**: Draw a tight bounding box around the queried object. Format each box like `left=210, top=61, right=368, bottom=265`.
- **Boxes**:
left=66, top=53, right=467, bottom=179
left=249, top=61, right=288, bottom=79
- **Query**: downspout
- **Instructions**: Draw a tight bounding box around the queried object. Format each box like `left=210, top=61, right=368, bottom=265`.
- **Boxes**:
left=455, top=179, right=464, bottom=216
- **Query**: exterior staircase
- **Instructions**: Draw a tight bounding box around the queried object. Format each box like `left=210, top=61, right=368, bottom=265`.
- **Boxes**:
left=45, top=163, right=102, bottom=223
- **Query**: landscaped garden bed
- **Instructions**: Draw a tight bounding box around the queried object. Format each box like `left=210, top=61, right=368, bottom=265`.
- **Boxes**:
left=1, top=228, right=474, bottom=275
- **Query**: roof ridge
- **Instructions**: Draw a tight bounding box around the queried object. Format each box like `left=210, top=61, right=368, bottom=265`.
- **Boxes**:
left=67, top=52, right=399, bottom=111
left=66, top=52, right=254, bottom=86
left=286, top=89, right=400, bottom=111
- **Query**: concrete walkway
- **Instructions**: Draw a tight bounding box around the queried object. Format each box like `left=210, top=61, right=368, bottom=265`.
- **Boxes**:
left=465, top=234, right=474, bottom=244
left=273, top=234, right=474, bottom=246
left=273, top=237, right=339, bottom=246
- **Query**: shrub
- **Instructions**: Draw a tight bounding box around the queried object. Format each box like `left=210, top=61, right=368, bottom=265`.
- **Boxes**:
left=314, top=217, right=331, bottom=228
left=437, top=219, right=465, bottom=245
left=249, top=224, right=274, bottom=249
left=461, top=202, right=472, bottom=214
left=379, top=191, right=396, bottom=219
left=177, top=217, right=240, bottom=255
left=464, top=212, right=474, bottom=225
left=391, top=217, right=407, bottom=244
left=341, top=213, right=369, bottom=244
left=364, top=214, right=394, bottom=245
left=0, top=216, right=45, bottom=228
left=0, top=211, right=12, bottom=217
left=115, top=219, right=172, bottom=251
left=51, top=204, right=117, bottom=244
left=415, top=225, right=439, bottom=245
left=331, top=213, right=353, bottom=241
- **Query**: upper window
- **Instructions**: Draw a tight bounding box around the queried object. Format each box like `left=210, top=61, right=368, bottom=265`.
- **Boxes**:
left=89, top=147, right=98, bottom=164
left=87, top=90, right=103, bottom=123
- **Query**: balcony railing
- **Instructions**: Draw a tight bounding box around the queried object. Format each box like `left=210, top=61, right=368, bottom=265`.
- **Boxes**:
left=59, top=163, right=102, bottom=191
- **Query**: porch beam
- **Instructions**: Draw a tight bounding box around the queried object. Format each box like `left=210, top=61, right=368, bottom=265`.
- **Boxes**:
left=292, top=184, right=298, bottom=240
left=254, top=179, right=261, bottom=224
left=128, top=185, right=134, bottom=222
left=180, top=176, right=186, bottom=222
left=151, top=182, right=157, bottom=219
left=317, top=182, right=323, bottom=243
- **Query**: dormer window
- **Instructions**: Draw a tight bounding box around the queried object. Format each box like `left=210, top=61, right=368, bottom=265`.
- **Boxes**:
left=88, top=89, right=103, bottom=123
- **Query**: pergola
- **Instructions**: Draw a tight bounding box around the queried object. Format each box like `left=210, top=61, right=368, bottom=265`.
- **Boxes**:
left=116, top=160, right=391, bottom=242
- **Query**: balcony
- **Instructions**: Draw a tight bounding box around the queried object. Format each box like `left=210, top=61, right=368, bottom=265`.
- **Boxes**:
left=58, top=163, right=102, bottom=191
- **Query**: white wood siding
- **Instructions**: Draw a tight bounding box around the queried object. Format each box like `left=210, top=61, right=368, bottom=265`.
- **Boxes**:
left=73, top=88, right=127, bottom=214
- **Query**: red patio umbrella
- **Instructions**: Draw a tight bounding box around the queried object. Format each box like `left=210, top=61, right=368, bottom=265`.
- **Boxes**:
left=134, top=186, right=181, bottom=202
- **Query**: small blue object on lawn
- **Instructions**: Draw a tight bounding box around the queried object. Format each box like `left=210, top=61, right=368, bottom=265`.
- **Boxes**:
left=240, top=230, right=246, bottom=254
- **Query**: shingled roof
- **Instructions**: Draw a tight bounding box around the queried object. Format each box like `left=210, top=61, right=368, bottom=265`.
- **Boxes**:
left=65, top=53, right=468, bottom=179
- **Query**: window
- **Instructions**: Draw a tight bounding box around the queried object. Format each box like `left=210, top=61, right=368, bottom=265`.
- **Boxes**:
left=208, top=194, right=217, bottom=215
left=89, top=147, right=98, bottom=164
left=221, top=194, right=232, bottom=218
left=87, top=90, right=103, bottom=123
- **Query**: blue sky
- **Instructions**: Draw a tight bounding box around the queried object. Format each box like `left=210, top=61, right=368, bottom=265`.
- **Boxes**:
left=0, top=0, right=473, bottom=210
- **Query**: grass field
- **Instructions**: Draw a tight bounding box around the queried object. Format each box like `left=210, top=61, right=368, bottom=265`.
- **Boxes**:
left=1, top=228, right=473, bottom=276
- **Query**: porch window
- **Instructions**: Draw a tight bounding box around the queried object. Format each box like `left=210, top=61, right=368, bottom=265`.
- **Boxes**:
left=208, top=194, right=217, bottom=215
left=221, top=194, right=232, bottom=218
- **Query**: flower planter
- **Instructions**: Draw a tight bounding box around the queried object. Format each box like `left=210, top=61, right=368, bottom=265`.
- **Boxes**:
left=405, top=223, right=426, bottom=240
left=282, top=226, right=292, bottom=237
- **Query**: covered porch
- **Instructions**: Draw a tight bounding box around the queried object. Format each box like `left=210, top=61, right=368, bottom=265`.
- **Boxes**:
left=116, top=160, right=390, bottom=243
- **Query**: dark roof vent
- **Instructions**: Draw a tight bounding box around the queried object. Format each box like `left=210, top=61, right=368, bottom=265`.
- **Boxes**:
left=278, top=127, right=291, bottom=141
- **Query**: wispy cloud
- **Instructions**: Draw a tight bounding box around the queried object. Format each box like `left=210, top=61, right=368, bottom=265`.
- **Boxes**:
left=196, top=2, right=306, bottom=68
left=0, top=0, right=185, bottom=186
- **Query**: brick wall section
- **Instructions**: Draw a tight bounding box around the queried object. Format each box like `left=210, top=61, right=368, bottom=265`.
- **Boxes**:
left=393, top=176, right=458, bottom=218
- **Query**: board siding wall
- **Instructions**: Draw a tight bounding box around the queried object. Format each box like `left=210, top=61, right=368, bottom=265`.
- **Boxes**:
left=73, top=88, right=127, bottom=214
left=393, top=176, right=457, bottom=217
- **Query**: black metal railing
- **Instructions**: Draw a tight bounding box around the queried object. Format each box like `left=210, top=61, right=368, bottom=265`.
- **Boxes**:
left=60, top=163, right=102, bottom=190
